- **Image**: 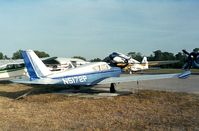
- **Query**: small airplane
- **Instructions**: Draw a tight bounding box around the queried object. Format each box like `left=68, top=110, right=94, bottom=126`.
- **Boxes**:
left=182, top=49, right=199, bottom=69
left=108, top=52, right=179, bottom=74
left=12, top=50, right=190, bottom=98
left=125, top=57, right=149, bottom=73
left=0, top=59, right=35, bottom=80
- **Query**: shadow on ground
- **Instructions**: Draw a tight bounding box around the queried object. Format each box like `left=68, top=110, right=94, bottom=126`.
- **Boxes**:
left=0, top=84, right=132, bottom=99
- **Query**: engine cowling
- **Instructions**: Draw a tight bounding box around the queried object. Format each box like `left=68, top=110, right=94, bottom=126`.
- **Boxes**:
left=183, top=49, right=199, bottom=69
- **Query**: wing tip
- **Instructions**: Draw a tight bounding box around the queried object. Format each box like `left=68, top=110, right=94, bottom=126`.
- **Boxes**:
left=178, top=70, right=191, bottom=79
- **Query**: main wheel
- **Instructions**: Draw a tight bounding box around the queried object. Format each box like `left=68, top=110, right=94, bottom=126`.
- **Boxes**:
left=110, top=83, right=116, bottom=93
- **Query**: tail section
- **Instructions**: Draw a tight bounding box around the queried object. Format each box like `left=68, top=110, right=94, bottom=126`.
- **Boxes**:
left=21, top=50, right=51, bottom=80
left=141, top=57, right=149, bottom=69
left=178, top=70, right=191, bottom=79
left=141, top=57, right=148, bottom=64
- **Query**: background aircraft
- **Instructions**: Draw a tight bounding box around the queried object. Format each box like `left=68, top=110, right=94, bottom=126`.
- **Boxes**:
left=0, top=59, right=27, bottom=80
left=12, top=50, right=190, bottom=99
left=183, top=49, right=199, bottom=69
left=0, top=57, right=88, bottom=80
left=108, top=52, right=179, bottom=74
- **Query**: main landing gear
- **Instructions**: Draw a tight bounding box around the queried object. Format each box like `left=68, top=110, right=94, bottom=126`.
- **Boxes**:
left=110, top=83, right=116, bottom=93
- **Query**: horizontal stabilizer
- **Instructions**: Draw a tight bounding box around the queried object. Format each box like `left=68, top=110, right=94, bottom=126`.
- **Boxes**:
left=11, top=78, right=61, bottom=85
left=148, top=60, right=179, bottom=66
left=178, top=70, right=191, bottom=79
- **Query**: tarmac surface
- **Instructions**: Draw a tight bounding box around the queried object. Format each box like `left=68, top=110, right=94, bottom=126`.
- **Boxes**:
left=55, top=74, right=199, bottom=97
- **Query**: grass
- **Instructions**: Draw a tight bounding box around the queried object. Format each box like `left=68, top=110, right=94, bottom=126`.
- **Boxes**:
left=0, top=84, right=199, bottom=130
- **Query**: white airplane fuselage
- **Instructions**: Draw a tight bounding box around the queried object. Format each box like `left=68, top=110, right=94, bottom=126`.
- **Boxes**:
left=130, top=63, right=148, bottom=72
left=0, top=68, right=28, bottom=80
left=21, top=50, right=122, bottom=86
left=47, top=62, right=121, bottom=86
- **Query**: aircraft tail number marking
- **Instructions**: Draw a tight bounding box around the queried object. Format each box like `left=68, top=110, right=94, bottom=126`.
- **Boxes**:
left=62, top=75, right=87, bottom=84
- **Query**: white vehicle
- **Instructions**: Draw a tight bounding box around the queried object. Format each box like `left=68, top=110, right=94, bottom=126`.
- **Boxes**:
left=0, top=59, right=28, bottom=80
left=129, top=57, right=148, bottom=73
left=109, top=52, right=178, bottom=74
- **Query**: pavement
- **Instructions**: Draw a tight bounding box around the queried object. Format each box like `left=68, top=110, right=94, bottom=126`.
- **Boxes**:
left=55, top=74, right=199, bottom=97
left=115, top=74, right=199, bottom=94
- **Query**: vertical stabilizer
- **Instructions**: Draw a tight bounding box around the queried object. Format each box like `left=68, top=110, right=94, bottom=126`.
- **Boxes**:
left=22, top=50, right=51, bottom=80
left=141, top=57, right=148, bottom=69
left=142, top=57, right=148, bottom=63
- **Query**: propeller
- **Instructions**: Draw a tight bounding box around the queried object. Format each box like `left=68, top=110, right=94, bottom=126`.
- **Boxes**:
left=182, top=49, right=190, bottom=56
left=182, top=49, right=199, bottom=69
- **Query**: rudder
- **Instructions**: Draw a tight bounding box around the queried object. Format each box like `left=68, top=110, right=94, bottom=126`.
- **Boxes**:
left=21, top=50, right=51, bottom=80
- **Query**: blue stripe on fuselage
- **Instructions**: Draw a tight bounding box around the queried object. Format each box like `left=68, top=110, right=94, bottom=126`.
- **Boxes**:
left=53, top=67, right=121, bottom=86
left=21, top=51, right=39, bottom=80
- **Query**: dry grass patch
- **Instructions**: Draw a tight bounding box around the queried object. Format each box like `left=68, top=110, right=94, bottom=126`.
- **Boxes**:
left=0, top=84, right=199, bottom=130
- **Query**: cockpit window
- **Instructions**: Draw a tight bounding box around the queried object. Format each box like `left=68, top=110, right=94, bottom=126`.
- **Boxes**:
left=100, top=64, right=110, bottom=70
left=92, top=64, right=110, bottom=71
left=93, top=65, right=101, bottom=71
left=68, top=63, right=73, bottom=69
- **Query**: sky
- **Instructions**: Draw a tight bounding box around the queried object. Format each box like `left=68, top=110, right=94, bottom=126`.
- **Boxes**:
left=0, top=0, right=199, bottom=59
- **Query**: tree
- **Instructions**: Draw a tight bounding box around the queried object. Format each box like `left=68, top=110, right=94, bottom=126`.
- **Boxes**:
left=174, top=52, right=187, bottom=68
left=12, top=50, right=50, bottom=59
left=127, top=52, right=143, bottom=62
left=12, top=50, right=23, bottom=59
left=153, top=50, right=163, bottom=61
left=193, top=48, right=199, bottom=52
left=72, top=56, right=86, bottom=61
left=148, top=54, right=155, bottom=61
left=0, top=52, right=3, bottom=59
left=90, top=58, right=102, bottom=62
left=34, top=50, right=50, bottom=58
left=161, top=52, right=175, bottom=60
left=127, top=52, right=136, bottom=58
left=151, top=50, right=175, bottom=61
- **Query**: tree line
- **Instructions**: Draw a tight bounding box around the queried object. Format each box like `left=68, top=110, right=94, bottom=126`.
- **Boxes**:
left=0, top=48, right=198, bottom=68
left=91, top=48, right=199, bottom=69
left=0, top=50, right=49, bottom=59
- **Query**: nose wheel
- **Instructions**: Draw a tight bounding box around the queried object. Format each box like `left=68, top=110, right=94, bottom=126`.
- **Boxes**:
left=110, top=83, right=116, bottom=93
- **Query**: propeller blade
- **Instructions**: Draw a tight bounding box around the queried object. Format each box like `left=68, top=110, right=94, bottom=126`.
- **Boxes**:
left=182, top=49, right=190, bottom=55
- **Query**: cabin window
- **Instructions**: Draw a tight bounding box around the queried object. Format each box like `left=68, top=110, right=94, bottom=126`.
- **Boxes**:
left=100, top=64, right=110, bottom=71
left=68, top=63, right=73, bottom=69
left=92, top=65, right=101, bottom=71
left=7, top=64, right=24, bottom=70
left=92, top=64, right=110, bottom=71
left=71, top=61, right=77, bottom=67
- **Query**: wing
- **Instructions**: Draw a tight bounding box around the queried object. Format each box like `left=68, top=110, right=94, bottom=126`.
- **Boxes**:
left=11, top=71, right=191, bottom=85
left=0, top=57, right=57, bottom=69
left=41, top=57, right=58, bottom=63
left=11, top=78, right=61, bottom=85
left=0, top=59, right=24, bottom=68
left=98, top=71, right=191, bottom=85
left=148, top=60, right=179, bottom=66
